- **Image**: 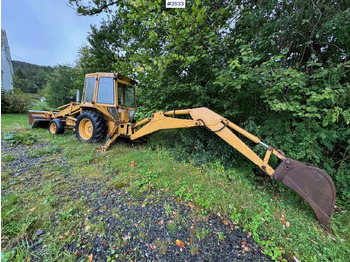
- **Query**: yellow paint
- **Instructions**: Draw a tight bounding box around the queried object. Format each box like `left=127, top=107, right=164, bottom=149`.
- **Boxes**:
left=49, top=122, right=56, bottom=134
left=79, top=119, right=93, bottom=141
left=132, top=107, right=275, bottom=175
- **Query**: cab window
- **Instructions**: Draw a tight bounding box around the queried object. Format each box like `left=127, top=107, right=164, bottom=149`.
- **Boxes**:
left=97, top=77, right=115, bottom=104
left=83, top=77, right=96, bottom=103
left=118, top=83, right=135, bottom=107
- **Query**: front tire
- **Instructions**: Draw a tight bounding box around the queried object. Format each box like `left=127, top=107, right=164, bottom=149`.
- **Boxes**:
left=75, top=111, right=107, bottom=143
left=48, top=119, right=65, bottom=134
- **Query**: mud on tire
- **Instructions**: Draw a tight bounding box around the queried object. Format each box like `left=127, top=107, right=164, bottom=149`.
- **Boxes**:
left=75, top=110, right=107, bottom=143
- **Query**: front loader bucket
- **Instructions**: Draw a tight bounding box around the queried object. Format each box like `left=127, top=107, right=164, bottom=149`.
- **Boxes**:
left=272, top=158, right=336, bottom=230
left=27, top=110, right=51, bottom=129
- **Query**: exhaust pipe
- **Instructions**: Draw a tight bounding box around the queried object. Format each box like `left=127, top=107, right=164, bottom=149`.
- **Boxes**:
left=76, top=90, right=81, bottom=103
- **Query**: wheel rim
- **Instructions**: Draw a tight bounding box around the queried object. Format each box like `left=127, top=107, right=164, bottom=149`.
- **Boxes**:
left=79, top=119, right=93, bottom=140
left=50, top=122, right=57, bottom=134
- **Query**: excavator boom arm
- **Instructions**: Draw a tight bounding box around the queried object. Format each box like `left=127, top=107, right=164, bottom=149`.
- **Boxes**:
left=131, top=108, right=277, bottom=175
left=128, top=107, right=336, bottom=230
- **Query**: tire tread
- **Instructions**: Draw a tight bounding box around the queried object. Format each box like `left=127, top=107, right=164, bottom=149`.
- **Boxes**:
left=75, top=110, right=107, bottom=143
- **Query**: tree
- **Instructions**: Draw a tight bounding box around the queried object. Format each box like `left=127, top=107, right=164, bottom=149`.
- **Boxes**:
left=44, top=66, right=81, bottom=108
left=13, top=75, right=32, bottom=93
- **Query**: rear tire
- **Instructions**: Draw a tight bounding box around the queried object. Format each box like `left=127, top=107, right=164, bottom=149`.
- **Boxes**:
left=48, top=119, right=65, bottom=134
left=75, top=111, right=107, bottom=143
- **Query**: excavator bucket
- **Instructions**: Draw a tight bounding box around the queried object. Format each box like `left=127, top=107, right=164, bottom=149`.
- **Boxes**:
left=27, top=110, right=51, bottom=129
left=272, top=158, right=336, bottom=230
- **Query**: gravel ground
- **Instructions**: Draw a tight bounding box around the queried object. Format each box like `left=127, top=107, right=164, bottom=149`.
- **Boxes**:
left=2, top=139, right=272, bottom=262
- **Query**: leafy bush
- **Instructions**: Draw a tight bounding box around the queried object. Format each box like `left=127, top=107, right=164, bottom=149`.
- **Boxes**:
left=336, top=162, right=350, bottom=206
left=2, top=133, right=37, bottom=145
left=1, top=90, right=30, bottom=113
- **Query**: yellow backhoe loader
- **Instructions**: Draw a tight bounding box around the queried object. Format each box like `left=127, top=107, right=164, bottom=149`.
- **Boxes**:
left=28, top=72, right=336, bottom=230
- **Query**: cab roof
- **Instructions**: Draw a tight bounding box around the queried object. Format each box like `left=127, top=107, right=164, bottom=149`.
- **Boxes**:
left=85, top=72, right=136, bottom=84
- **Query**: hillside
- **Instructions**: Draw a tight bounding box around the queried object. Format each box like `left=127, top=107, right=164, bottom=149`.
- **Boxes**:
left=12, top=60, right=53, bottom=72
left=12, top=60, right=53, bottom=93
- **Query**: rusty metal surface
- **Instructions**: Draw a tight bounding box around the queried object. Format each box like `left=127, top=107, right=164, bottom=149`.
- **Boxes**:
left=27, top=110, right=51, bottom=129
left=272, top=158, right=336, bottom=230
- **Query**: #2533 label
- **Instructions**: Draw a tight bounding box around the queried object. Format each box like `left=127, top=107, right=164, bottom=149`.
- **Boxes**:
left=166, top=0, right=186, bottom=8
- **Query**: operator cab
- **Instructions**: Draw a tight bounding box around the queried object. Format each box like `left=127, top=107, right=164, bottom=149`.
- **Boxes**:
left=82, top=72, right=137, bottom=122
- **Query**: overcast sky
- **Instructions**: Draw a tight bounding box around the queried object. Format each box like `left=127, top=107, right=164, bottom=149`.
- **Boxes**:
left=2, top=0, right=106, bottom=66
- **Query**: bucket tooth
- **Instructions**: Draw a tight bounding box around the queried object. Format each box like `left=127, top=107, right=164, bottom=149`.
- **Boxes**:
left=272, top=158, right=336, bottom=230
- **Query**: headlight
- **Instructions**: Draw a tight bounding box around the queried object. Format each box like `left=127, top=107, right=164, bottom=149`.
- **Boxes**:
left=129, top=110, right=136, bottom=122
left=107, top=107, right=119, bottom=120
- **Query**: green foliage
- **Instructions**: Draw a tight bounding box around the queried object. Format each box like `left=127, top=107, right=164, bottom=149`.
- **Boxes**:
left=55, top=208, right=75, bottom=222
left=78, top=149, right=96, bottom=164
left=2, top=154, right=15, bottom=161
left=44, top=66, right=83, bottom=108
left=28, top=145, right=60, bottom=157
left=1, top=90, right=30, bottom=113
left=1, top=193, right=21, bottom=238
left=12, top=61, right=53, bottom=93
left=1, top=250, right=15, bottom=261
left=336, top=161, right=350, bottom=205
left=70, top=0, right=350, bottom=207
left=2, top=133, right=37, bottom=145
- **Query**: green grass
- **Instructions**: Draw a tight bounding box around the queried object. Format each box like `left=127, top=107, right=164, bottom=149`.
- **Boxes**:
left=24, top=93, right=41, bottom=100
left=1, top=114, right=29, bottom=132
left=1, top=113, right=350, bottom=261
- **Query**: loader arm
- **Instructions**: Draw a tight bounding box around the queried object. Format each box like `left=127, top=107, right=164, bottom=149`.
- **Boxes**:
left=126, top=107, right=335, bottom=230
